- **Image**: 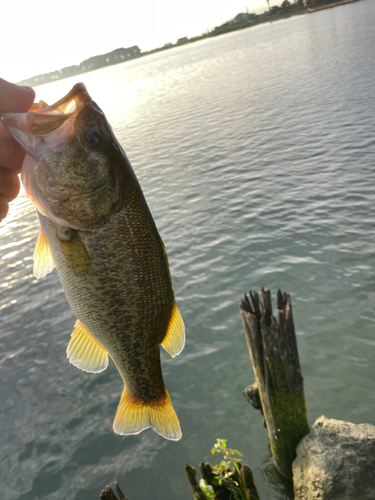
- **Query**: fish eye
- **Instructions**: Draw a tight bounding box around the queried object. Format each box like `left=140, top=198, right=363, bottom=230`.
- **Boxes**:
left=82, top=128, right=102, bottom=150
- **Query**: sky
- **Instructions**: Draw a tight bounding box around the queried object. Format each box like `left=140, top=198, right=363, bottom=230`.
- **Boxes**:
left=2, top=0, right=270, bottom=84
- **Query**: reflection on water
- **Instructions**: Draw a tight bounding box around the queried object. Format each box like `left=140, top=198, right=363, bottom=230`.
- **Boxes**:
left=1, top=1, right=375, bottom=499
left=262, top=461, right=295, bottom=500
left=0, top=192, right=36, bottom=314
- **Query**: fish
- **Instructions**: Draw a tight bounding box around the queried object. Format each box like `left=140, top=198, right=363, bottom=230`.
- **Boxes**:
left=1, top=83, right=185, bottom=440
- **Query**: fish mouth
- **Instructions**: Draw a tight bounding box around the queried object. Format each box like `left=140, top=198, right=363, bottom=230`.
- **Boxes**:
left=32, top=82, right=90, bottom=116
left=0, top=83, right=92, bottom=156
left=0, top=83, right=103, bottom=210
left=1, top=83, right=90, bottom=136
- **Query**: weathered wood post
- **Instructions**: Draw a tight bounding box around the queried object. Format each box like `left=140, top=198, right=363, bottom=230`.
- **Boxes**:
left=99, top=482, right=128, bottom=500
left=185, top=464, right=209, bottom=500
left=240, top=288, right=308, bottom=477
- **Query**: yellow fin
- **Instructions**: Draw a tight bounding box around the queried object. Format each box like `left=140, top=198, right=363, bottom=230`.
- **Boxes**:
left=161, top=302, right=185, bottom=358
left=67, top=320, right=109, bottom=373
left=58, top=229, right=94, bottom=278
left=113, top=388, right=182, bottom=441
left=33, top=229, right=54, bottom=279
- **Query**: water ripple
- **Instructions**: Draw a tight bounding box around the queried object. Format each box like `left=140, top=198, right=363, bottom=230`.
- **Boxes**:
left=2, top=2, right=375, bottom=499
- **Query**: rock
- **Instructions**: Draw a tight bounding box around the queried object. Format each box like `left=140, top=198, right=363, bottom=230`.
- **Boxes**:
left=293, top=415, right=375, bottom=500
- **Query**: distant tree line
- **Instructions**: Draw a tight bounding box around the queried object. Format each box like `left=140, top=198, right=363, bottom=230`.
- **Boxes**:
left=211, top=0, right=306, bottom=37
left=268, top=0, right=305, bottom=15
left=18, top=46, right=141, bottom=87
left=306, top=0, right=339, bottom=7
left=18, top=0, right=346, bottom=88
left=269, top=0, right=344, bottom=13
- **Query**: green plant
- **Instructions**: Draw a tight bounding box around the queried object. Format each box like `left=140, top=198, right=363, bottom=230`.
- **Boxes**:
left=199, top=478, right=215, bottom=499
left=199, top=439, right=246, bottom=500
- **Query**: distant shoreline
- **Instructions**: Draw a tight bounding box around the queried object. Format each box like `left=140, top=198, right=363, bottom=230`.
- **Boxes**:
left=18, top=0, right=361, bottom=88
left=307, top=0, right=359, bottom=11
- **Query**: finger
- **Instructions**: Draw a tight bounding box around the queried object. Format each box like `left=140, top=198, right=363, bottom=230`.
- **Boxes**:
left=0, top=78, right=35, bottom=113
left=0, top=195, right=9, bottom=222
left=0, top=167, right=20, bottom=202
left=0, top=127, right=26, bottom=173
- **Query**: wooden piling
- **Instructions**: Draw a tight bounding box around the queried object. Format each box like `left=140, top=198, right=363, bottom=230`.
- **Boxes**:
left=185, top=464, right=209, bottom=500
left=99, top=482, right=128, bottom=500
left=240, top=288, right=308, bottom=477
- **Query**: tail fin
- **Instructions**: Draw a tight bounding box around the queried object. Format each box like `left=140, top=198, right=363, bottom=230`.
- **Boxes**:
left=113, top=388, right=182, bottom=441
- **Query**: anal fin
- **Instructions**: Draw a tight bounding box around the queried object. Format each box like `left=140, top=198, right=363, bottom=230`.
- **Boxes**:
left=161, top=302, right=185, bottom=358
left=33, top=228, right=54, bottom=278
left=113, top=388, right=182, bottom=441
left=67, top=320, right=109, bottom=373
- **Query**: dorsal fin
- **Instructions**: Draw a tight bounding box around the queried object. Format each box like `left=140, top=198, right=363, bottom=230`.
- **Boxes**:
left=161, top=302, right=185, bottom=358
left=33, top=229, right=55, bottom=279
left=67, top=320, right=109, bottom=373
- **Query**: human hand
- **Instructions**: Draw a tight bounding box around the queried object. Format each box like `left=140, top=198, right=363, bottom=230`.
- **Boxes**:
left=0, top=78, right=35, bottom=221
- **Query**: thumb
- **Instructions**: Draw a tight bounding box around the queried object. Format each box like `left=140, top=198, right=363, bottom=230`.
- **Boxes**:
left=0, top=78, right=35, bottom=113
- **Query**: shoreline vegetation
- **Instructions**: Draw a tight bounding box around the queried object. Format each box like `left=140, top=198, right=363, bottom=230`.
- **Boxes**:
left=307, top=0, right=360, bottom=11
left=18, top=0, right=361, bottom=88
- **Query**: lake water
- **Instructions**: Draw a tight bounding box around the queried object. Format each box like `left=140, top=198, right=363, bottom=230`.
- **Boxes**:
left=1, top=1, right=375, bottom=498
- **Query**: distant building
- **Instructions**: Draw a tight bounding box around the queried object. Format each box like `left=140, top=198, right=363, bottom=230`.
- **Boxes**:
left=18, top=45, right=142, bottom=87
left=177, top=37, right=189, bottom=44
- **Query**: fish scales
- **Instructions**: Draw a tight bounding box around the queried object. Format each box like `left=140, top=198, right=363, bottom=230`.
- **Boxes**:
left=40, top=189, right=173, bottom=401
left=1, top=83, right=185, bottom=440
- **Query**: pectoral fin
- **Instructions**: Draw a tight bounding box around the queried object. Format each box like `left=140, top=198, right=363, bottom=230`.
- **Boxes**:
left=58, top=229, right=94, bottom=278
left=33, top=229, right=54, bottom=279
left=67, top=320, right=109, bottom=373
left=161, top=302, right=185, bottom=358
left=113, top=388, right=182, bottom=441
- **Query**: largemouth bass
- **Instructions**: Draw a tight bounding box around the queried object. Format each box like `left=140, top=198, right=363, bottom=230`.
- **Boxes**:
left=1, top=83, right=184, bottom=440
